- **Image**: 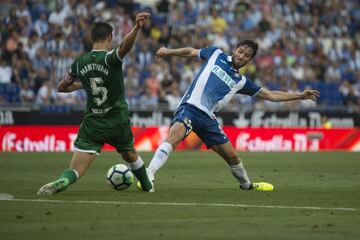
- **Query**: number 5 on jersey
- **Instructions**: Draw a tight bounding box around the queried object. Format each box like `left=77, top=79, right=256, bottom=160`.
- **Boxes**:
left=90, top=77, right=108, bottom=106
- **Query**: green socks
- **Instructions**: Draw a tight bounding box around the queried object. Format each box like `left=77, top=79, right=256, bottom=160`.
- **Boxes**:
left=59, top=169, right=78, bottom=186
left=128, top=156, right=153, bottom=191
left=131, top=165, right=152, bottom=191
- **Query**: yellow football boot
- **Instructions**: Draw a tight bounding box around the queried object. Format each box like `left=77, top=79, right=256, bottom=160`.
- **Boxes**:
left=240, top=182, right=274, bottom=191
left=251, top=182, right=274, bottom=191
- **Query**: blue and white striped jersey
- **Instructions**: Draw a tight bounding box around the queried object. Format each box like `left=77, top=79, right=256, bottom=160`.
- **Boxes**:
left=179, top=46, right=262, bottom=118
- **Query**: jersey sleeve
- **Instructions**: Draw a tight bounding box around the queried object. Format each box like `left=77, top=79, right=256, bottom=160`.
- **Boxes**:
left=69, top=58, right=79, bottom=77
left=105, top=48, right=122, bottom=68
left=199, top=46, right=219, bottom=60
left=237, top=77, right=262, bottom=97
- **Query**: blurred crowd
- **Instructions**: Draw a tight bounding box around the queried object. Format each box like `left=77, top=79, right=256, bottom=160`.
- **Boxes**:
left=0, top=0, right=360, bottom=111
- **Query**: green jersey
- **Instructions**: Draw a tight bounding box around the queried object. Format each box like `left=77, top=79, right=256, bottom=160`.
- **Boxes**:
left=69, top=48, right=129, bottom=126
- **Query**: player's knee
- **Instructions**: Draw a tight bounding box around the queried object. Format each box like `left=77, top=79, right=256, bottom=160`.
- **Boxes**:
left=120, top=151, right=138, bottom=162
left=227, top=155, right=240, bottom=165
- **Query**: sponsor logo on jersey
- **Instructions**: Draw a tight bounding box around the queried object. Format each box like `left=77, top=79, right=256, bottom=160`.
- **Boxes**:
left=211, top=65, right=236, bottom=88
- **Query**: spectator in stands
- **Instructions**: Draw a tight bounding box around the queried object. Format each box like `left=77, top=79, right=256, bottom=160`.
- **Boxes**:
left=32, top=47, right=52, bottom=71
left=136, top=39, right=153, bottom=70
left=17, top=12, right=32, bottom=39
left=3, top=7, right=17, bottom=26
left=19, top=81, right=35, bottom=103
left=0, top=58, right=12, bottom=84
left=156, top=0, right=170, bottom=15
left=0, top=0, right=359, bottom=110
left=290, top=61, right=305, bottom=81
left=16, top=0, right=30, bottom=18
left=62, top=18, right=74, bottom=37
left=33, top=67, right=49, bottom=95
left=53, top=49, right=74, bottom=82
left=303, top=61, right=317, bottom=81
left=144, top=65, right=161, bottom=100
left=158, top=24, right=171, bottom=46
left=196, top=10, right=212, bottom=30
left=327, top=40, right=342, bottom=62
left=124, top=65, right=140, bottom=91
left=11, top=53, right=32, bottom=85
left=183, top=1, right=197, bottom=25
left=138, top=88, right=158, bottom=109
left=4, top=30, right=20, bottom=63
left=33, top=12, right=49, bottom=37
left=210, top=7, right=228, bottom=34
left=126, top=88, right=139, bottom=108
left=343, top=86, right=360, bottom=111
left=46, top=31, right=66, bottom=55
left=23, top=32, right=42, bottom=60
left=324, top=61, right=342, bottom=83
left=76, top=0, right=93, bottom=20
left=48, top=3, right=67, bottom=26
left=159, top=79, right=181, bottom=110
left=36, top=79, right=57, bottom=105
left=62, top=0, right=77, bottom=20
left=210, top=30, right=229, bottom=52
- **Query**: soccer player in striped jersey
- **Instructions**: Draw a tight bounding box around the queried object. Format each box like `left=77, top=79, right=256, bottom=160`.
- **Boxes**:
left=140, top=40, right=319, bottom=191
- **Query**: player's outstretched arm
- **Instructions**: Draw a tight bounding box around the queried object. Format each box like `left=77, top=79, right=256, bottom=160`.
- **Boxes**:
left=155, top=47, right=200, bottom=58
left=118, top=12, right=150, bottom=59
left=257, top=88, right=320, bottom=102
left=58, top=73, right=83, bottom=92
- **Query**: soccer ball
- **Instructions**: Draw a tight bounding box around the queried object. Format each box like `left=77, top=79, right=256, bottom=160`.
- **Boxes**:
left=106, top=164, right=134, bottom=190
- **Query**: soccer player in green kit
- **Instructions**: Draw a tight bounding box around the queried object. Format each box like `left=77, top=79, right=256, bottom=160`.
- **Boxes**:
left=37, top=12, right=154, bottom=195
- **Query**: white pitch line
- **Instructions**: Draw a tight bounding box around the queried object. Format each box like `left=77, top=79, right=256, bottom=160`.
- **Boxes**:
left=0, top=198, right=357, bottom=212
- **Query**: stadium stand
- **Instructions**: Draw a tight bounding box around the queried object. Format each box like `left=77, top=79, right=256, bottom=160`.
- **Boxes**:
left=0, top=0, right=359, bottom=111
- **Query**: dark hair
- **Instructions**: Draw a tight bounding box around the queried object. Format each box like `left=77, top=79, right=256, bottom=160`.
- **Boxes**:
left=235, top=40, right=259, bottom=59
left=91, top=22, right=113, bottom=43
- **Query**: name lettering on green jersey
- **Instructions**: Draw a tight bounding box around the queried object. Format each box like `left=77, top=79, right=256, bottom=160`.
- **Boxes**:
left=91, top=106, right=113, bottom=114
left=80, top=63, right=109, bottom=76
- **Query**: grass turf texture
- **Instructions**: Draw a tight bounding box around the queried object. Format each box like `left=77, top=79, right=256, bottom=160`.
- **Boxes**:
left=0, top=151, right=359, bottom=240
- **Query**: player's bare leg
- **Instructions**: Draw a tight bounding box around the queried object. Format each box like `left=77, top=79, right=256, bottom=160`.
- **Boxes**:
left=212, top=142, right=273, bottom=191
left=37, top=152, right=96, bottom=195
left=69, top=151, right=97, bottom=177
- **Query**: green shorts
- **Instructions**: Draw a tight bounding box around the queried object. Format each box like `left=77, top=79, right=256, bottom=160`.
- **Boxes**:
left=74, top=118, right=135, bottom=155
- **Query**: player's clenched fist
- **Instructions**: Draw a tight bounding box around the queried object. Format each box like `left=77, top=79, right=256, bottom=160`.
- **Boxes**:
left=135, top=12, right=150, bottom=28
left=155, top=47, right=170, bottom=58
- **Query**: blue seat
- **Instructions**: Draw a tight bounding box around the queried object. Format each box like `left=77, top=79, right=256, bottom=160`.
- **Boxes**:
left=0, top=84, right=20, bottom=103
left=40, top=105, right=70, bottom=114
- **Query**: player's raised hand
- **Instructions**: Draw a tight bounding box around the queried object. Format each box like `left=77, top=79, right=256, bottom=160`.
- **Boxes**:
left=155, top=47, right=169, bottom=58
left=300, top=89, right=320, bottom=101
left=135, top=12, right=150, bottom=28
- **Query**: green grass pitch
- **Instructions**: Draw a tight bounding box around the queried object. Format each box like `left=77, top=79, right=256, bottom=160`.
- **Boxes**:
left=0, top=151, right=359, bottom=240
